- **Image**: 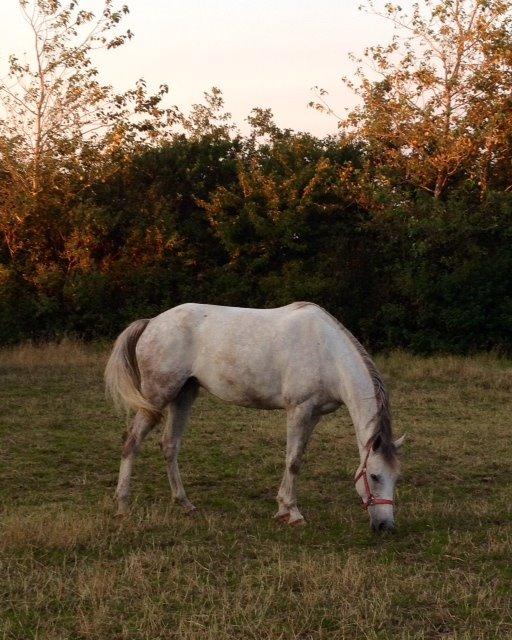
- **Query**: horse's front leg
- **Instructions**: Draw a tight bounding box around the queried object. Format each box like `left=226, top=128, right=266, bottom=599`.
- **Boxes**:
left=275, top=403, right=320, bottom=525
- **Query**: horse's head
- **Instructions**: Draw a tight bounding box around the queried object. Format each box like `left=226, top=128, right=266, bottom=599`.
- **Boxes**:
left=354, top=434, right=405, bottom=533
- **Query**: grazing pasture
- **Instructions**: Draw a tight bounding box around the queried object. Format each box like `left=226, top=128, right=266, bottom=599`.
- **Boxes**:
left=1, top=342, right=511, bottom=639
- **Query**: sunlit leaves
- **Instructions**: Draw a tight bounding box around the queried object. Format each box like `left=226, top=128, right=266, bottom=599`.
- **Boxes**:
left=0, top=1, right=180, bottom=260
left=342, top=0, right=512, bottom=200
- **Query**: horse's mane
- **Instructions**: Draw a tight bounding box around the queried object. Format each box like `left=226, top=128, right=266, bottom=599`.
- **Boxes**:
left=299, top=303, right=397, bottom=465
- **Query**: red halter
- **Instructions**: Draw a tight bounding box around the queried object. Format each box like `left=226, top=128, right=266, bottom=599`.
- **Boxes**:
left=354, top=446, right=394, bottom=509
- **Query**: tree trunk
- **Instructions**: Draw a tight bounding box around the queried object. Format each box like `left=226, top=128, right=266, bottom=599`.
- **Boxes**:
left=434, top=170, right=447, bottom=200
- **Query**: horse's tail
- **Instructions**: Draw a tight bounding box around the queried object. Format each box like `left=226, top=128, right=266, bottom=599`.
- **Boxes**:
left=105, top=319, right=161, bottom=419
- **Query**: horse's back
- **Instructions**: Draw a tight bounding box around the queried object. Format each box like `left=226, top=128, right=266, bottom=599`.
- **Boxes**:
left=145, top=301, right=333, bottom=339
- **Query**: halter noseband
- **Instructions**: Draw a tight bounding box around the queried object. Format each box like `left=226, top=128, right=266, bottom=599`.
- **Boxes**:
left=354, top=446, right=394, bottom=510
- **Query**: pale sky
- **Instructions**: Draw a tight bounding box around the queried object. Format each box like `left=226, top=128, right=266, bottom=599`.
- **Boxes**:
left=0, top=0, right=409, bottom=136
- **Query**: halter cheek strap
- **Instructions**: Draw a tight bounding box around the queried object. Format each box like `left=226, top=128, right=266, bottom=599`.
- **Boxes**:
left=354, top=446, right=394, bottom=510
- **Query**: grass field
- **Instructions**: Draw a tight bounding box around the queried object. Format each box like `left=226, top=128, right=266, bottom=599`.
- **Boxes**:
left=1, top=342, right=511, bottom=639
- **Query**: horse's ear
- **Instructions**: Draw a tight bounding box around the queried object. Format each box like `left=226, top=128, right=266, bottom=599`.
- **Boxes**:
left=371, top=434, right=382, bottom=451
left=394, top=435, right=406, bottom=450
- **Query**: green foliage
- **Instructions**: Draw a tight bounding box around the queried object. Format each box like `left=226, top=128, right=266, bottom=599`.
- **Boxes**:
left=1, top=123, right=511, bottom=352
left=379, top=190, right=512, bottom=352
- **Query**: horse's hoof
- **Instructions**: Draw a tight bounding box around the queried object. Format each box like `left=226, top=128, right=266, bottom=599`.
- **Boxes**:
left=288, top=517, right=306, bottom=527
left=274, top=512, right=290, bottom=523
left=184, top=505, right=198, bottom=517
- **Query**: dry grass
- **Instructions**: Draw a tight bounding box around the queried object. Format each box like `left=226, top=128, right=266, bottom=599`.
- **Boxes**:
left=379, top=350, right=512, bottom=391
left=0, top=344, right=511, bottom=639
left=0, top=338, right=103, bottom=368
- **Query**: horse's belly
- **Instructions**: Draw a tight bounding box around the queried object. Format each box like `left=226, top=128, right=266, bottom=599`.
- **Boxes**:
left=194, top=369, right=285, bottom=410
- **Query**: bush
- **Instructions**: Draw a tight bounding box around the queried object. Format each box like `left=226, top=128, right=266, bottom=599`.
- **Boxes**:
left=1, top=133, right=511, bottom=352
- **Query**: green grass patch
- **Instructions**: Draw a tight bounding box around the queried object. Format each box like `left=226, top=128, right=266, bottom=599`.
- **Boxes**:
left=1, top=344, right=511, bottom=639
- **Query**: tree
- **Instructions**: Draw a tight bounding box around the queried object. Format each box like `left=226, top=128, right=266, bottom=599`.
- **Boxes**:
left=0, top=0, right=177, bottom=260
left=333, top=0, right=512, bottom=200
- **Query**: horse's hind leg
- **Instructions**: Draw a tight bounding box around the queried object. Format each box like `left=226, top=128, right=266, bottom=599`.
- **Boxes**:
left=275, top=403, right=320, bottom=525
left=161, top=378, right=199, bottom=515
left=115, top=409, right=160, bottom=515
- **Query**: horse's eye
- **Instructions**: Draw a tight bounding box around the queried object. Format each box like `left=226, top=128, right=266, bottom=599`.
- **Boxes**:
left=370, top=474, right=380, bottom=482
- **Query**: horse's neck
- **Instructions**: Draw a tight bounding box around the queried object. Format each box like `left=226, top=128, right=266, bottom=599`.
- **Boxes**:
left=336, top=352, right=378, bottom=457
left=346, top=391, right=378, bottom=457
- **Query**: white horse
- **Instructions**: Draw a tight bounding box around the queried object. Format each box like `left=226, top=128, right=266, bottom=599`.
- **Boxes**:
left=105, top=302, right=404, bottom=531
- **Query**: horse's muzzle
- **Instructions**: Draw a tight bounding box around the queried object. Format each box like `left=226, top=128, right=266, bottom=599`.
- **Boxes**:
left=371, top=519, right=395, bottom=534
